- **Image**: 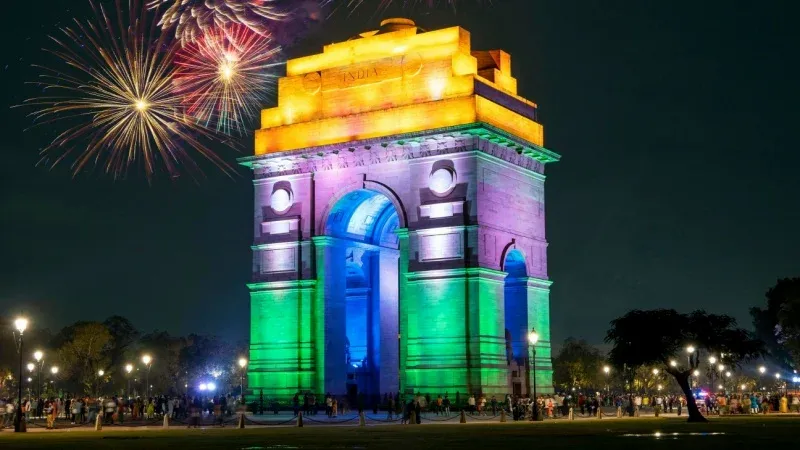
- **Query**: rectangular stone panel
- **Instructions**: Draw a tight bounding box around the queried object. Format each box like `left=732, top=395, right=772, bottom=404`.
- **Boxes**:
left=419, top=232, right=463, bottom=261
left=260, top=248, right=297, bottom=274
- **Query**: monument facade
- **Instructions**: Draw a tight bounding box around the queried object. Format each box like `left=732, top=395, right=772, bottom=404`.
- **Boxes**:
left=240, top=18, right=559, bottom=401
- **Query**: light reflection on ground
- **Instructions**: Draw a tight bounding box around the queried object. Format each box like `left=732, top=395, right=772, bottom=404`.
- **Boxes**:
left=622, top=432, right=726, bottom=439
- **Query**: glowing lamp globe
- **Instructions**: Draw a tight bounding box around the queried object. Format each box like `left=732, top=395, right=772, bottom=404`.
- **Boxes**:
left=528, top=329, right=539, bottom=345
left=98, top=370, right=104, bottom=377
left=238, top=358, right=248, bottom=368
left=27, top=363, right=35, bottom=372
left=603, top=366, right=610, bottom=374
left=51, top=367, right=58, bottom=375
left=759, top=366, right=766, bottom=374
left=142, top=354, right=152, bottom=366
left=708, top=356, right=717, bottom=365
left=686, top=345, right=695, bottom=354
left=34, top=350, right=43, bottom=362
left=14, top=317, right=28, bottom=333
left=125, top=364, right=133, bottom=374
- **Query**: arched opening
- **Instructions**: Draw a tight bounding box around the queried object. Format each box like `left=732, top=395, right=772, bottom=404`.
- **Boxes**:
left=503, top=249, right=528, bottom=395
left=324, top=189, right=400, bottom=403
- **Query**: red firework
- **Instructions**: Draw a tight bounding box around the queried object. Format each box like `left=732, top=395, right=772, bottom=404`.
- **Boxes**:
left=174, top=25, right=282, bottom=136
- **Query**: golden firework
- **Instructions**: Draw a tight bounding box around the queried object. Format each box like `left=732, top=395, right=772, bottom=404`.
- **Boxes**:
left=24, top=0, right=234, bottom=179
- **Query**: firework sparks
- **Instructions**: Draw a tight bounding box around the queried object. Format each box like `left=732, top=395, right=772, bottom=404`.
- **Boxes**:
left=24, top=0, right=234, bottom=179
left=174, top=24, right=281, bottom=136
left=148, top=0, right=287, bottom=45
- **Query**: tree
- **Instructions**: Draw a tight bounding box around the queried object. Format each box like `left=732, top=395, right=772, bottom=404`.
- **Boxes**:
left=103, top=315, right=140, bottom=370
left=552, top=338, right=605, bottom=391
left=750, top=278, right=800, bottom=368
left=57, top=322, right=112, bottom=395
left=605, top=309, right=763, bottom=422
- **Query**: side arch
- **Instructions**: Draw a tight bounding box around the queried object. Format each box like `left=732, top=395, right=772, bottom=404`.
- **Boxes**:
left=499, top=239, right=529, bottom=274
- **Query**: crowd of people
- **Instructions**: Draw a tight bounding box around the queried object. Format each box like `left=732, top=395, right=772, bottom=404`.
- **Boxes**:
left=0, top=394, right=246, bottom=429
left=3, top=390, right=800, bottom=429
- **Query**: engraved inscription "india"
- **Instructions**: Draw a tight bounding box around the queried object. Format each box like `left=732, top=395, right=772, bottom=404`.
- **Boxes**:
left=322, top=55, right=405, bottom=91
left=343, top=67, right=380, bottom=85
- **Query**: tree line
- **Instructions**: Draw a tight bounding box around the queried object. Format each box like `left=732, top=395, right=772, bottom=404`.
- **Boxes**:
left=0, top=316, right=246, bottom=399
left=554, top=277, right=799, bottom=422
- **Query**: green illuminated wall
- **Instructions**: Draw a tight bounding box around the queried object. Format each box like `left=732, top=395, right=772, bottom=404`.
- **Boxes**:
left=403, top=268, right=509, bottom=396
left=247, top=280, right=317, bottom=399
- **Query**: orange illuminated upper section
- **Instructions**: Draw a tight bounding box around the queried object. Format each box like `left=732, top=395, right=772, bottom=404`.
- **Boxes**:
left=256, top=18, right=543, bottom=155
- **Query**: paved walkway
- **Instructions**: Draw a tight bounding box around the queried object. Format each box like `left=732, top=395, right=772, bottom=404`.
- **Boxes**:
left=4, top=409, right=798, bottom=434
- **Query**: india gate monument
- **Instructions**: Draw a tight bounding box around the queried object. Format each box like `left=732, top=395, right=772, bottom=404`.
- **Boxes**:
left=240, top=18, right=560, bottom=402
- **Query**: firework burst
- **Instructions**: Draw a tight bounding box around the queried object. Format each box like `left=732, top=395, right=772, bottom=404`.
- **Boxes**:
left=174, top=24, right=281, bottom=136
left=24, top=0, right=234, bottom=179
left=148, top=0, right=287, bottom=45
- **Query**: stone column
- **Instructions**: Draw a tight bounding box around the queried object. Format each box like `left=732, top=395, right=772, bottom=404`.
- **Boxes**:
left=527, top=277, right=554, bottom=394
left=396, top=228, right=409, bottom=395
left=374, top=248, right=400, bottom=396
left=312, top=236, right=347, bottom=395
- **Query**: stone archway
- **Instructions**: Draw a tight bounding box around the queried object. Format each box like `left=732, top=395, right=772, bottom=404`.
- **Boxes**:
left=314, top=189, right=401, bottom=402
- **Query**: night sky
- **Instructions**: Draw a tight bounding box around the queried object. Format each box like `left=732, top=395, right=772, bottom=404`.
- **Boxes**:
left=1, top=0, right=797, bottom=346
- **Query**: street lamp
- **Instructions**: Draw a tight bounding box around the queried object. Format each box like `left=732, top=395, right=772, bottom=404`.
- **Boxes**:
left=125, top=364, right=133, bottom=399
left=142, top=354, right=152, bottom=398
left=50, top=366, right=59, bottom=396
left=13, top=317, right=28, bottom=432
left=603, top=366, right=610, bottom=394
left=759, top=366, right=766, bottom=374
left=528, top=328, right=539, bottom=421
left=669, top=360, right=677, bottom=367
left=238, top=358, right=248, bottom=403
left=686, top=345, right=695, bottom=369
left=708, top=356, right=717, bottom=365
left=33, top=350, right=43, bottom=402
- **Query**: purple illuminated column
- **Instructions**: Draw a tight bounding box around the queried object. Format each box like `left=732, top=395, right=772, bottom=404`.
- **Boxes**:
left=312, top=236, right=347, bottom=395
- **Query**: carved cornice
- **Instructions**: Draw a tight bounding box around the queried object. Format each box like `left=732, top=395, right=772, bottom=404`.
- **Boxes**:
left=239, top=123, right=560, bottom=180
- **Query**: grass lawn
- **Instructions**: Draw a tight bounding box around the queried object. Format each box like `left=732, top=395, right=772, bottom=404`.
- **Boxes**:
left=1, top=416, right=798, bottom=449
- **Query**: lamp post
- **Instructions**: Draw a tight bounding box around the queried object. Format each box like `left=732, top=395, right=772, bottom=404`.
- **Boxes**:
left=125, top=364, right=133, bottom=399
left=142, top=355, right=152, bottom=398
left=528, top=328, right=539, bottom=421
left=708, top=356, right=717, bottom=393
left=651, top=368, right=659, bottom=395
left=50, top=367, right=59, bottom=397
left=603, top=366, right=610, bottom=394
left=97, top=370, right=105, bottom=398
left=33, top=350, right=43, bottom=402
left=238, top=358, right=248, bottom=403
left=13, top=317, right=28, bottom=432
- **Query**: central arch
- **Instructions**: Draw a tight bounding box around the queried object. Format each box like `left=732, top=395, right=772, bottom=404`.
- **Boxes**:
left=321, top=189, right=400, bottom=403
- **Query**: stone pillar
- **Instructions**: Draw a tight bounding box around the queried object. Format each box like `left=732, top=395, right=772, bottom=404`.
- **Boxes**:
left=396, top=229, right=409, bottom=395
left=375, top=248, right=400, bottom=396
left=248, top=279, right=317, bottom=401
left=527, top=277, right=554, bottom=394
left=313, top=236, right=348, bottom=395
